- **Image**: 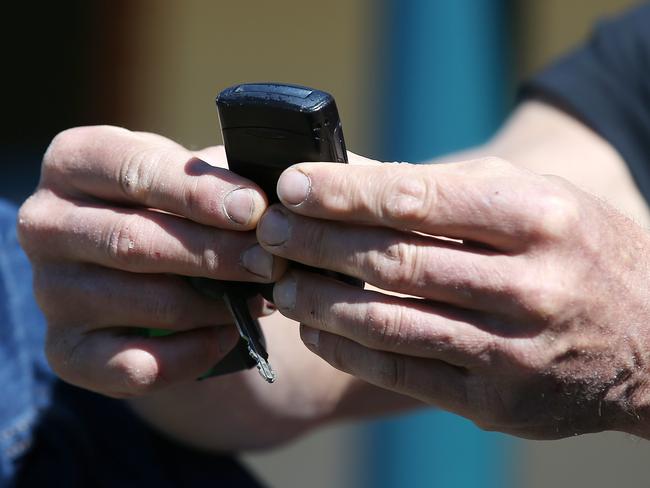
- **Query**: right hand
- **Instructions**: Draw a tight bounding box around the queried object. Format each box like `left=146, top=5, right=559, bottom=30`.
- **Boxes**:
left=17, top=126, right=286, bottom=398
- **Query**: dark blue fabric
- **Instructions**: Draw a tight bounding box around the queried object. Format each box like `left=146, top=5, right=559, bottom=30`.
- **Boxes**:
left=523, top=3, right=650, bottom=202
left=0, top=200, right=262, bottom=487
left=0, top=199, right=50, bottom=484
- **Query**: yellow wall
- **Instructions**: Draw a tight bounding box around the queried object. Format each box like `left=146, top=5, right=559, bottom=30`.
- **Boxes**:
left=122, top=0, right=374, bottom=153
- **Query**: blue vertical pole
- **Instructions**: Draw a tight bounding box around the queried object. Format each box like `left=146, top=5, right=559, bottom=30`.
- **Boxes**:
left=377, top=0, right=512, bottom=159
left=365, top=1, right=515, bottom=487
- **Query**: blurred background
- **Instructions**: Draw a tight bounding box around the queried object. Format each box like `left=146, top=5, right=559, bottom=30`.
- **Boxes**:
left=3, top=0, right=649, bottom=486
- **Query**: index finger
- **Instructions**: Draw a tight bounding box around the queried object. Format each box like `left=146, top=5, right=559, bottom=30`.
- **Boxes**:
left=41, top=126, right=267, bottom=230
left=276, top=158, right=561, bottom=250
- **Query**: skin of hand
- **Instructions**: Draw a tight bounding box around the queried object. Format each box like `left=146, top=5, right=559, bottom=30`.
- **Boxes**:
left=17, top=125, right=418, bottom=451
left=257, top=100, right=650, bottom=440
left=17, top=125, right=289, bottom=397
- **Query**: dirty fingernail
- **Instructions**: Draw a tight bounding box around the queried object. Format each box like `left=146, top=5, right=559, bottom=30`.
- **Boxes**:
left=274, top=276, right=296, bottom=311
left=258, top=208, right=290, bottom=246
left=240, top=244, right=274, bottom=279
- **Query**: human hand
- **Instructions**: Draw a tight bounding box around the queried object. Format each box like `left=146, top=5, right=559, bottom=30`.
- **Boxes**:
left=257, top=157, right=650, bottom=439
left=18, top=126, right=286, bottom=398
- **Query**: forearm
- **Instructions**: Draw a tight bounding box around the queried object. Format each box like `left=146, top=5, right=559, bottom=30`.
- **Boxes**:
left=438, top=100, right=650, bottom=226
left=127, top=312, right=421, bottom=452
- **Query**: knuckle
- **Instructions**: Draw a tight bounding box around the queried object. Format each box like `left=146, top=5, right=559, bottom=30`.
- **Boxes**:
left=181, top=163, right=231, bottom=222
left=530, top=189, right=580, bottom=241
left=370, top=239, right=421, bottom=289
left=499, top=339, right=547, bottom=372
left=298, top=220, right=329, bottom=266
left=466, top=335, right=504, bottom=368
left=199, top=240, right=220, bottom=276
left=182, top=176, right=203, bottom=218
left=42, top=126, right=129, bottom=187
left=378, top=354, right=409, bottom=392
left=17, top=192, right=67, bottom=260
left=119, top=147, right=159, bottom=201
left=110, top=352, right=160, bottom=397
left=43, top=126, right=107, bottom=172
left=362, top=302, right=406, bottom=350
left=42, top=127, right=82, bottom=170
left=511, top=274, right=569, bottom=321
left=105, top=214, right=154, bottom=267
left=16, top=195, right=46, bottom=255
left=379, top=169, right=433, bottom=223
left=326, top=334, right=351, bottom=372
left=497, top=261, right=570, bottom=320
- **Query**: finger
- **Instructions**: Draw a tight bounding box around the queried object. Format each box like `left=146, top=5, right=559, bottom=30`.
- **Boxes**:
left=346, top=151, right=381, bottom=166
left=274, top=270, right=499, bottom=367
left=258, top=205, right=518, bottom=310
left=300, top=326, right=468, bottom=412
left=46, top=325, right=240, bottom=398
left=28, top=196, right=286, bottom=282
left=276, top=158, right=554, bottom=249
left=35, top=263, right=271, bottom=330
left=192, top=145, right=228, bottom=169
left=42, top=126, right=267, bottom=229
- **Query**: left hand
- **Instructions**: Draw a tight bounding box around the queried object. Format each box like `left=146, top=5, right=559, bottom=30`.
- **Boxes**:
left=257, top=157, right=650, bottom=440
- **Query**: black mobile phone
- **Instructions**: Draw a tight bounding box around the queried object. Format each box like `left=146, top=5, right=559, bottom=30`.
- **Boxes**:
left=218, top=83, right=348, bottom=199
left=200, top=83, right=354, bottom=381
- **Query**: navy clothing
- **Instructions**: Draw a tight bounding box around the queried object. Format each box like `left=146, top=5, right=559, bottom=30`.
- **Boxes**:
left=0, top=201, right=262, bottom=487
left=523, top=3, right=650, bottom=201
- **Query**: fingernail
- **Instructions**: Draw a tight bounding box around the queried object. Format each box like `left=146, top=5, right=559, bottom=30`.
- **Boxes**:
left=274, top=276, right=296, bottom=310
left=277, top=170, right=310, bottom=205
left=258, top=208, right=290, bottom=246
left=224, top=188, right=255, bottom=225
left=240, top=244, right=274, bottom=279
left=300, top=325, right=319, bottom=351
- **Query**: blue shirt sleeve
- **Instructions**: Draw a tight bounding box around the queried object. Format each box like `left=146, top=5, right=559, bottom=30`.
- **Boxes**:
left=0, top=199, right=50, bottom=485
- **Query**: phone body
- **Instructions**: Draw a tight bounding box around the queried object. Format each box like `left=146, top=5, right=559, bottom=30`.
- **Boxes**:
left=202, top=83, right=353, bottom=379
left=218, top=82, right=348, bottom=199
